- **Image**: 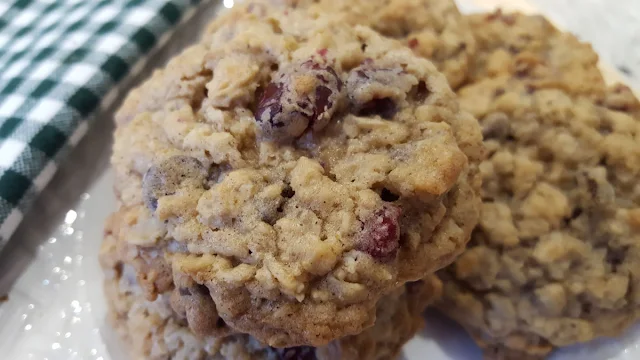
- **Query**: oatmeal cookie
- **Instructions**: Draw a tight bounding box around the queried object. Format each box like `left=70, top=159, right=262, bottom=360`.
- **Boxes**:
left=466, top=10, right=605, bottom=97
left=102, top=231, right=442, bottom=360
left=110, top=1, right=482, bottom=347
left=273, top=0, right=476, bottom=90
left=438, top=83, right=640, bottom=359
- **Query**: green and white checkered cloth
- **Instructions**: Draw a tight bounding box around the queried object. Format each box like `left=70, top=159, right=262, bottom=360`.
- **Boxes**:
left=0, top=0, right=206, bottom=248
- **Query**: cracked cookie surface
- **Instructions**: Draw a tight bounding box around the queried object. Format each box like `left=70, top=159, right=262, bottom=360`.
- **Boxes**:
left=110, top=1, right=481, bottom=347
left=274, top=0, right=476, bottom=90
left=440, top=74, right=640, bottom=358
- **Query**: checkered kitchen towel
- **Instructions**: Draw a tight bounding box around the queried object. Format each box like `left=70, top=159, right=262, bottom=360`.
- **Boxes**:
left=0, top=0, right=207, bottom=248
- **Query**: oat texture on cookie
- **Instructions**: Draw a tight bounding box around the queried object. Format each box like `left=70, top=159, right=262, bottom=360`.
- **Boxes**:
left=440, top=57, right=640, bottom=358
left=109, top=1, right=482, bottom=347
left=275, top=0, right=477, bottom=90
left=101, top=220, right=442, bottom=360
left=465, top=10, right=605, bottom=97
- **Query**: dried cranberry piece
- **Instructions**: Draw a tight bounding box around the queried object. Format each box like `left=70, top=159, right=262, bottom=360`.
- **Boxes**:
left=254, top=59, right=344, bottom=141
left=255, top=82, right=286, bottom=129
left=275, top=346, right=317, bottom=360
left=142, top=155, right=207, bottom=211
left=356, top=205, right=402, bottom=261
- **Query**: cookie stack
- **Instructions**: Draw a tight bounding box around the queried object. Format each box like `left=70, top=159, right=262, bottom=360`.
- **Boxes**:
left=100, top=1, right=483, bottom=359
left=100, top=1, right=640, bottom=359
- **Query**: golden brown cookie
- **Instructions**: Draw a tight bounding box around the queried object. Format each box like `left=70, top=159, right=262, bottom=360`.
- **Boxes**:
left=102, top=228, right=442, bottom=360
left=109, top=1, right=482, bottom=347
left=466, top=10, right=606, bottom=97
left=439, top=81, right=640, bottom=359
left=274, top=0, right=477, bottom=89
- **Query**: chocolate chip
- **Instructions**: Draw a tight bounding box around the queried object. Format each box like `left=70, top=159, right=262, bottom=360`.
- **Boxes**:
left=606, top=247, right=627, bottom=271
left=406, top=280, right=424, bottom=294
left=216, top=318, right=226, bottom=328
left=380, top=188, right=400, bottom=202
left=346, top=60, right=414, bottom=119
left=599, top=157, right=608, bottom=166
left=357, top=98, right=397, bottom=119
left=281, top=185, right=295, bottom=199
left=413, top=81, right=430, bottom=102
left=194, top=284, right=210, bottom=295
left=481, top=113, right=511, bottom=140
left=522, top=281, right=536, bottom=293
left=564, top=207, right=584, bottom=226
left=581, top=302, right=592, bottom=315
left=142, top=155, right=207, bottom=211
left=571, top=207, right=583, bottom=219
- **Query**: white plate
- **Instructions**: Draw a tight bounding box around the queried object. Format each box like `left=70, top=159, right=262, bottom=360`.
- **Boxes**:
left=1, top=1, right=639, bottom=359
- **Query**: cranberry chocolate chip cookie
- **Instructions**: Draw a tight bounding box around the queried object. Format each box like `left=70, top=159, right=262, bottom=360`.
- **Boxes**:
left=275, top=0, right=476, bottom=90
left=109, top=1, right=482, bottom=347
left=465, top=10, right=605, bottom=97
left=101, top=225, right=443, bottom=360
left=438, top=81, right=640, bottom=359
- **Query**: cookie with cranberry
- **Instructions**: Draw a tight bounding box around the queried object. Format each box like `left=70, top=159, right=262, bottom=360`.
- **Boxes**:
left=273, top=0, right=476, bottom=90
left=438, top=81, right=640, bottom=359
left=110, top=1, right=482, bottom=347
